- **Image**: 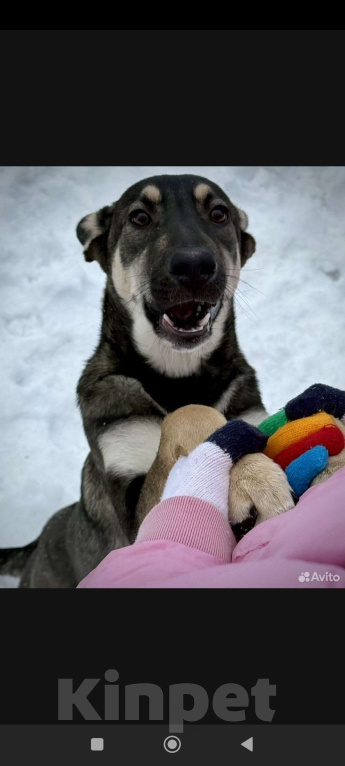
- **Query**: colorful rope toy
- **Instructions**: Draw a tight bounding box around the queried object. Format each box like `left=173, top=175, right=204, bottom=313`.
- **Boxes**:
left=258, top=384, right=345, bottom=497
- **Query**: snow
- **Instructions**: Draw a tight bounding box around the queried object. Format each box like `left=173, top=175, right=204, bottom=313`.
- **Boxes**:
left=1, top=166, right=345, bottom=587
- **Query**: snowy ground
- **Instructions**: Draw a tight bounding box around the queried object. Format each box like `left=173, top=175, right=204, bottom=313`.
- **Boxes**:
left=1, top=166, right=345, bottom=587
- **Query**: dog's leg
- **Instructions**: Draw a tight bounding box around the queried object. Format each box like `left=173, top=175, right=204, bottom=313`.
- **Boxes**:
left=77, top=370, right=164, bottom=548
left=215, top=369, right=269, bottom=425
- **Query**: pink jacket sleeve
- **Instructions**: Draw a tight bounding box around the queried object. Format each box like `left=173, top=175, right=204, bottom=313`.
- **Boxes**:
left=77, top=466, right=345, bottom=588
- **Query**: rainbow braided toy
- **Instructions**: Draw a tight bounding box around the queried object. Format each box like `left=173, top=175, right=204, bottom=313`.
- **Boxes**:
left=137, top=383, right=345, bottom=539
left=258, top=383, right=345, bottom=498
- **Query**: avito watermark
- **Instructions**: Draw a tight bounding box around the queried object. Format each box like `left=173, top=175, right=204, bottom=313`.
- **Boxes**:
left=298, top=571, right=340, bottom=583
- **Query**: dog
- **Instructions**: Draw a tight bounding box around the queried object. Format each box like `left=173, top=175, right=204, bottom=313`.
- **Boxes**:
left=0, top=174, right=268, bottom=587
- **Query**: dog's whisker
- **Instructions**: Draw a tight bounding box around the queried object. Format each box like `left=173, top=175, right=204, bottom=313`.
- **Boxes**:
left=220, top=280, right=258, bottom=321
left=229, top=282, right=256, bottom=307
left=225, top=272, right=266, bottom=297
left=228, top=274, right=266, bottom=298
left=233, top=285, right=257, bottom=309
left=225, top=267, right=265, bottom=272
left=236, top=278, right=265, bottom=297
left=233, top=294, right=258, bottom=322
left=233, top=296, right=255, bottom=322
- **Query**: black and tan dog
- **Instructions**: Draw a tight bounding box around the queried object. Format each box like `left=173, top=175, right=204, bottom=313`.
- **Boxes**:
left=0, top=174, right=268, bottom=587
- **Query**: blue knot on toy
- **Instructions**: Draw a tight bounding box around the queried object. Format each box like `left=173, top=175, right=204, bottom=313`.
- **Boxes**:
left=285, top=445, right=329, bottom=497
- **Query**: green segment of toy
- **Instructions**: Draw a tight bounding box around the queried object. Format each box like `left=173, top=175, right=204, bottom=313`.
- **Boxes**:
left=258, top=408, right=288, bottom=436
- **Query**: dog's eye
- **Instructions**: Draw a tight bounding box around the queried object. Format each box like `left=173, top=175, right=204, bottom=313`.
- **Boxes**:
left=130, top=210, right=152, bottom=227
left=210, top=206, right=228, bottom=224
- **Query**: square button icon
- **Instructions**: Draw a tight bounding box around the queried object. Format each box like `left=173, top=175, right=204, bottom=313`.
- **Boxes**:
left=91, top=738, right=104, bottom=751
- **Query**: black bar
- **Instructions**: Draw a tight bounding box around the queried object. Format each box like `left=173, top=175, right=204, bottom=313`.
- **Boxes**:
left=0, top=724, right=343, bottom=765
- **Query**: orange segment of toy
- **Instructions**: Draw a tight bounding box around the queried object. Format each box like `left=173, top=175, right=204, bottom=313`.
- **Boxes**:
left=274, top=424, right=345, bottom=470
left=264, top=412, right=335, bottom=460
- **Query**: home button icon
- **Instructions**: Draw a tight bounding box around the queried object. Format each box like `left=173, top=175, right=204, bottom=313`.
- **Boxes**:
left=163, top=735, right=182, bottom=753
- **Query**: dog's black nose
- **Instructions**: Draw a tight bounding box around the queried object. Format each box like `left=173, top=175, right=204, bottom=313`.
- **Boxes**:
left=168, top=248, right=218, bottom=288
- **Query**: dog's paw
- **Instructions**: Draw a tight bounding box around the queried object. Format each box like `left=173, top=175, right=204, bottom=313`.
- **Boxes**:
left=228, top=452, right=295, bottom=540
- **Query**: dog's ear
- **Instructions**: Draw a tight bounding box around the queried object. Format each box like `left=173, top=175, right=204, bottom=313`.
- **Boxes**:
left=76, top=203, right=115, bottom=271
left=237, top=207, right=256, bottom=266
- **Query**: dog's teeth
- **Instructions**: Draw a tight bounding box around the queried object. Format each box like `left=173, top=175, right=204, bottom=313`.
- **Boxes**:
left=197, top=312, right=210, bottom=328
left=163, top=310, right=210, bottom=334
left=163, top=313, right=174, bottom=327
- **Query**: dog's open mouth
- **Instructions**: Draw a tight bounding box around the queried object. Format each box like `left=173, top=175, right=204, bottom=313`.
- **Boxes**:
left=161, top=300, right=219, bottom=339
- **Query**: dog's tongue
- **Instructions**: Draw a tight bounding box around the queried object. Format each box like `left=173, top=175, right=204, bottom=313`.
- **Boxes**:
left=169, top=301, right=195, bottom=320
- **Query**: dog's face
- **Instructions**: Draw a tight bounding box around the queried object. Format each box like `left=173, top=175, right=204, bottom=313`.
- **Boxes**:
left=77, top=175, right=255, bottom=373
